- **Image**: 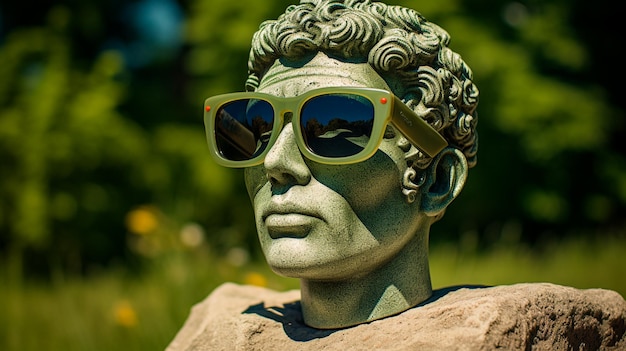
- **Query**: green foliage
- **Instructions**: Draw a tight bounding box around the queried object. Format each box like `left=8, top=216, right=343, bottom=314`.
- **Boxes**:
left=184, top=0, right=289, bottom=100
left=431, top=235, right=626, bottom=294
left=0, top=21, right=143, bottom=251
left=0, top=249, right=297, bottom=351
left=484, top=6, right=609, bottom=161
left=0, top=6, right=240, bottom=275
left=406, top=0, right=626, bottom=237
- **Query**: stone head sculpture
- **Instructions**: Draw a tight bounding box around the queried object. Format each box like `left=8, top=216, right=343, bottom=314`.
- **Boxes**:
left=203, top=0, right=478, bottom=329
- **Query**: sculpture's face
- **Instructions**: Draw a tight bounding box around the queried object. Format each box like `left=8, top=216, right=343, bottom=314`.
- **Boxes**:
left=244, top=53, right=424, bottom=281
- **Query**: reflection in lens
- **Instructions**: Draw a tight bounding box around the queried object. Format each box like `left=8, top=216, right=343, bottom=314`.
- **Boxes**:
left=301, top=94, right=374, bottom=158
left=215, top=99, right=273, bottom=161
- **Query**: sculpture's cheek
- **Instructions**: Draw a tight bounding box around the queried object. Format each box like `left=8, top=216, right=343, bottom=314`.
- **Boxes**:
left=308, top=135, right=412, bottom=216
left=244, top=165, right=268, bottom=201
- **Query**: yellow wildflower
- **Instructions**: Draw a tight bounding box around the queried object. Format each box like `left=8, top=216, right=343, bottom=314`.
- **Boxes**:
left=125, top=206, right=159, bottom=235
left=113, top=300, right=138, bottom=328
left=244, top=272, right=268, bottom=287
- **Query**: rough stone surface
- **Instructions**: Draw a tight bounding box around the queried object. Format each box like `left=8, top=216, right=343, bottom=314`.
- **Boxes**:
left=166, top=283, right=626, bottom=351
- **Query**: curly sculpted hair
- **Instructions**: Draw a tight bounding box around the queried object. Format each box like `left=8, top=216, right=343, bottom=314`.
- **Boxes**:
left=245, top=0, right=478, bottom=168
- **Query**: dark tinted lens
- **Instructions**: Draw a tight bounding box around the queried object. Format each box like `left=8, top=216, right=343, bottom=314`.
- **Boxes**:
left=300, top=94, right=374, bottom=158
left=215, top=99, right=274, bottom=161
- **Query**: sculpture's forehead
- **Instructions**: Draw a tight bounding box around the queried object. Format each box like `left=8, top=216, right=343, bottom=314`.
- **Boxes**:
left=257, top=52, right=390, bottom=96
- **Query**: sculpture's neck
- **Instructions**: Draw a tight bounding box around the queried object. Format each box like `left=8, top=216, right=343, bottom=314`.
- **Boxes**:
left=299, top=232, right=432, bottom=329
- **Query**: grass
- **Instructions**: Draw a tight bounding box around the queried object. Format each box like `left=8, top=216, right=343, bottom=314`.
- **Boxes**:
left=1, top=235, right=624, bottom=351
left=430, top=235, right=626, bottom=294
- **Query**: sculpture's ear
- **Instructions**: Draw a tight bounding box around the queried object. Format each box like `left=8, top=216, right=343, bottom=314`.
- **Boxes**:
left=419, top=148, right=468, bottom=219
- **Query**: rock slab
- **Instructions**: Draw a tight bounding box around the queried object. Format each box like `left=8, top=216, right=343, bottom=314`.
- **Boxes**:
left=166, top=283, right=626, bottom=351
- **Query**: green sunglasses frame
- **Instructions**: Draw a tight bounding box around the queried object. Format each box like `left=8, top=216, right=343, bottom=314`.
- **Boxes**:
left=203, top=87, right=448, bottom=167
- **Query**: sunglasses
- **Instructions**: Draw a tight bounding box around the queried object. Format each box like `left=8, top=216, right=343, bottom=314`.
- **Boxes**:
left=204, top=87, right=447, bottom=167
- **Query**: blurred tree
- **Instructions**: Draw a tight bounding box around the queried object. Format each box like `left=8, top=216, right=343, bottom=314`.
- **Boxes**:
left=0, top=2, right=239, bottom=279
left=183, top=0, right=290, bottom=101
left=0, top=7, right=149, bottom=277
left=434, top=0, right=626, bottom=245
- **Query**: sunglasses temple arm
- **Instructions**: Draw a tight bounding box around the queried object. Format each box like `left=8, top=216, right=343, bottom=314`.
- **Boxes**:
left=391, top=98, right=448, bottom=158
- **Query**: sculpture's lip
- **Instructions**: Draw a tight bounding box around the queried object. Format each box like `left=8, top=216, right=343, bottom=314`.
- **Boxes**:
left=262, top=203, right=324, bottom=239
left=261, top=202, right=323, bottom=221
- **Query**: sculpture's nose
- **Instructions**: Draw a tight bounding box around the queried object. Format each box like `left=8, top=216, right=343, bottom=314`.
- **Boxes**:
left=264, top=120, right=312, bottom=191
